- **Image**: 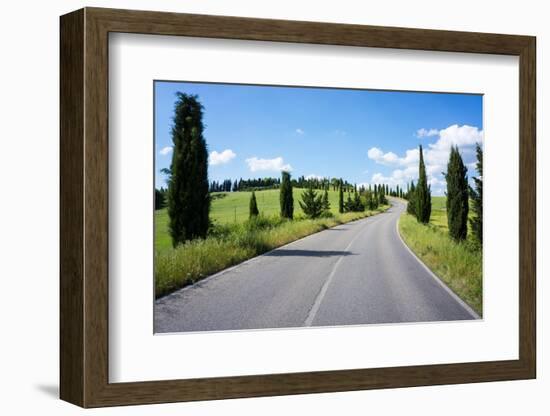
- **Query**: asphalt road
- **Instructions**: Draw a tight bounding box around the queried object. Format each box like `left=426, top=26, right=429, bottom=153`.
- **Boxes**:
left=154, top=199, right=478, bottom=333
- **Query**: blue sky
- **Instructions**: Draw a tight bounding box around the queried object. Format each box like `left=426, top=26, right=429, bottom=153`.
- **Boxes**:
left=155, top=81, right=483, bottom=196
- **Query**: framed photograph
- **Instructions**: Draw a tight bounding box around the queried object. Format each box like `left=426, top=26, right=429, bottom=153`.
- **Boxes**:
left=60, top=7, right=536, bottom=408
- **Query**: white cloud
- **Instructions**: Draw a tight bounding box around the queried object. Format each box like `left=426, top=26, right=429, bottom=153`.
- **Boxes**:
left=209, top=149, right=236, bottom=166
left=416, top=128, right=439, bottom=138
left=368, top=124, right=483, bottom=197
left=368, top=147, right=418, bottom=167
left=246, top=156, right=292, bottom=172
left=159, top=146, right=173, bottom=156
left=425, top=125, right=483, bottom=166
left=295, top=128, right=305, bottom=135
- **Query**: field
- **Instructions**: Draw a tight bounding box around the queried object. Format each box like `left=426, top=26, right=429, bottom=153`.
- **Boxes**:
left=398, top=196, right=483, bottom=315
left=155, top=188, right=389, bottom=297
left=156, top=188, right=344, bottom=252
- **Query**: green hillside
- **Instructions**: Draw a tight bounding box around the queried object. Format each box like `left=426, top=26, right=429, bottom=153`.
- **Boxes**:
left=156, top=188, right=344, bottom=252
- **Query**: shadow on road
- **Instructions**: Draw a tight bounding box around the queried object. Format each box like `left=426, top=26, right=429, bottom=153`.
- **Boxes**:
left=265, top=249, right=355, bottom=258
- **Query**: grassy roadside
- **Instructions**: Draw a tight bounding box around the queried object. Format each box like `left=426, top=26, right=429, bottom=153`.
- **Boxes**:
left=156, top=187, right=347, bottom=252
left=156, top=205, right=389, bottom=298
left=397, top=197, right=482, bottom=316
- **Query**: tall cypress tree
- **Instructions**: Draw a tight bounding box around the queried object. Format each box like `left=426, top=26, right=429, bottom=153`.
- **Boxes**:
left=445, top=146, right=469, bottom=241
left=249, top=191, right=259, bottom=218
left=338, top=182, right=344, bottom=213
left=167, top=93, right=209, bottom=246
left=469, top=143, right=483, bottom=246
left=407, top=181, right=416, bottom=215
left=280, top=171, right=294, bottom=219
left=415, top=145, right=431, bottom=224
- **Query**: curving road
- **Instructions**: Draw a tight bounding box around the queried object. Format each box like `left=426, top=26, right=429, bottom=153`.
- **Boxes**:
left=154, top=199, right=478, bottom=333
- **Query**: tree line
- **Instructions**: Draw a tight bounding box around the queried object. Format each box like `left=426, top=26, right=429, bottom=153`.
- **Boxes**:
left=208, top=176, right=358, bottom=193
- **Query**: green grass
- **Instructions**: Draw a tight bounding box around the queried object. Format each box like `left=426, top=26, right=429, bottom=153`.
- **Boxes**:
left=155, top=191, right=389, bottom=298
left=398, top=196, right=483, bottom=315
left=156, top=188, right=346, bottom=252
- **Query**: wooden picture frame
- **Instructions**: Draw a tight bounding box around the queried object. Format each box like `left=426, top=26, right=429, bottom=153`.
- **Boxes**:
left=60, top=7, right=536, bottom=408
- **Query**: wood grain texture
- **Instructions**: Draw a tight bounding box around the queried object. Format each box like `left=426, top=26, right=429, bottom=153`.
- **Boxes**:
left=59, top=7, right=537, bottom=408
left=59, top=8, right=84, bottom=407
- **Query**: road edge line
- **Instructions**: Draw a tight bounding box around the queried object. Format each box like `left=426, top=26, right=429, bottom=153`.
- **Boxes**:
left=395, top=214, right=481, bottom=320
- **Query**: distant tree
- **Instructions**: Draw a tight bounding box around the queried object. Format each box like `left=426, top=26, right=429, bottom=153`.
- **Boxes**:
left=353, top=191, right=365, bottom=212
left=366, top=191, right=374, bottom=210
left=299, top=186, right=324, bottom=218
left=322, top=189, right=331, bottom=213
left=249, top=191, right=259, bottom=218
left=167, top=93, right=209, bottom=246
left=415, top=145, right=431, bottom=224
left=338, top=183, right=344, bottom=213
left=155, top=188, right=167, bottom=210
left=469, top=143, right=483, bottom=246
left=280, top=171, right=294, bottom=219
left=445, top=146, right=469, bottom=241
left=344, top=193, right=353, bottom=212
left=378, top=184, right=388, bottom=205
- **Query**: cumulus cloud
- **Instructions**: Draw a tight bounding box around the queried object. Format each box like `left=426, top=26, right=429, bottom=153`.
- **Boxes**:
left=416, top=128, right=439, bottom=138
left=425, top=124, right=483, bottom=166
left=246, top=156, right=292, bottom=172
left=295, top=128, right=305, bottom=135
left=159, top=146, right=173, bottom=156
left=209, top=149, right=236, bottom=166
left=368, top=147, right=419, bottom=166
left=369, top=124, right=483, bottom=196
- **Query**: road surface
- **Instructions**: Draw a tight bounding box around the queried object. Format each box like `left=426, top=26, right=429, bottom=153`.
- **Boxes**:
left=155, top=199, right=478, bottom=333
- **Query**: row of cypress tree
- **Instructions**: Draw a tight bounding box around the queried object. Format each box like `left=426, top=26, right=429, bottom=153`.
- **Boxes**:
left=405, top=143, right=483, bottom=246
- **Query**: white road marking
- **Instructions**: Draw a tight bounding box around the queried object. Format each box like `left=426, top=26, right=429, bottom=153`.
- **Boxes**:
left=303, top=218, right=374, bottom=326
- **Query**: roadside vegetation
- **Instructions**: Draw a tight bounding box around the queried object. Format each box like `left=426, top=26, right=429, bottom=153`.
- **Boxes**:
left=156, top=204, right=388, bottom=298
left=398, top=144, right=483, bottom=315
left=398, top=197, right=482, bottom=314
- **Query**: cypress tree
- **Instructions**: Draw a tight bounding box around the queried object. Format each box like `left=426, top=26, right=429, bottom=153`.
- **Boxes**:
left=167, top=93, right=209, bottom=246
left=366, top=191, right=374, bottom=210
left=338, top=183, right=344, bottom=213
left=322, top=189, right=331, bottom=213
left=280, top=171, right=294, bottom=219
left=299, top=186, right=324, bottom=218
left=445, top=146, right=469, bottom=241
left=155, top=188, right=166, bottom=210
left=378, top=184, right=387, bottom=205
left=344, top=193, right=353, bottom=212
left=407, top=181, right=416, bottom=215
left=415, top=145, right=431, bottom=223
left=469, top=143, right=483, bottom=246
left=249, top=191, right=259, bottom=218
left=353, top=191, right=365, bottom=212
